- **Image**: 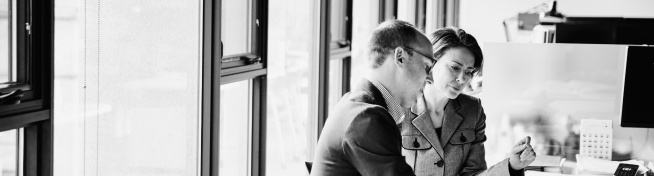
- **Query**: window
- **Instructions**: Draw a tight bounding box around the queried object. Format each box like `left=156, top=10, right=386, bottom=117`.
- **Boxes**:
left=0, top=0, right=53, bottom=175
left=53, top=0, right=201, bottom=175
left=398, top=0, right=426, bottom=32
left=0, top=0, right=12, bottom=84
left=327, top=0, right=352, bottom=113
left=222, top=0, right=252, bottom=57
left=328, top=58, right=348, bottom=110
left=210, top=0, right=269, bottom=176
left=266, top=0, right=319, bottom=175
left=380, top=0, right=398, bottom=22
left=0, top=0, right=37, bottom=115
left=219, top=80, right=252, bottom=176
left=0, top=0, right=25, bottom=92
left=350, top=0, right=391, bottom=92
left=0, top=129, right=19, bottom=176
left=221, top=0, right=263, bottom=75
left=397, top=0, right=459, bottom=34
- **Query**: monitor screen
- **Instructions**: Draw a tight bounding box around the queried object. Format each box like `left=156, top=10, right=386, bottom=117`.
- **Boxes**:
left=620, top=45, right=654, bottom=128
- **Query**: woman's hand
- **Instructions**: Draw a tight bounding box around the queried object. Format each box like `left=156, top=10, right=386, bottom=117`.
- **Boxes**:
left=509, top=136, right=536, bottom=170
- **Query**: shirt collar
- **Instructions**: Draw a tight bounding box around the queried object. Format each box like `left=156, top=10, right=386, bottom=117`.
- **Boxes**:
left=364, top=76, right=405, bottom=124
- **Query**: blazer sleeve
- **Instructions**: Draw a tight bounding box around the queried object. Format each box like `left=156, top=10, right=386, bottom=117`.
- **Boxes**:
left=342, top=107, right=416, bottom=176
left=459, top=100, right=524, bottom=176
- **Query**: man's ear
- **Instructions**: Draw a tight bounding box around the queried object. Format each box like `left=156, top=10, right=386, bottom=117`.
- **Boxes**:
left=394, top=47, right=406, bottom=66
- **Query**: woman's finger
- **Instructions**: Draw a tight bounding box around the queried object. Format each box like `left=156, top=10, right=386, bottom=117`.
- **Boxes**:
left=511, top=143, right=528, bottom=154
left=522, top=148, right=537, bottom=161
left=514, top=136, right=531, bottom=147
left=520, top=145, right=533, bottom=159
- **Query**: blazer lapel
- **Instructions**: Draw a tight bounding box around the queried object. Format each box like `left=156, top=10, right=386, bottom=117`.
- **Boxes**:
left=410, top=96, right=445, bottom=158
left=440, top=99, right=464, bottom=147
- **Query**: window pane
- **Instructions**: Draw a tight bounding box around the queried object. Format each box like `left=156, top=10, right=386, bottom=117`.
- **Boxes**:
left=330, top=0, right=347, bottom=43
left=416, top=0, right=426, bottom=31
left=266, top=0, right=319, bottom=175
left=0, top=0, right=9, bottom=83
left=0, top=129, right=17, bottom=176
left=222, top=0, right=252, bottom=56
left=219, top=80, right=252, bottom=176
left=53, top=0, right=200, bottom=175
left=328, top=59, right=343, bottom=111
left=397, top=0, right=426, bottom=32
left=350, top=0, right=376, bottom=90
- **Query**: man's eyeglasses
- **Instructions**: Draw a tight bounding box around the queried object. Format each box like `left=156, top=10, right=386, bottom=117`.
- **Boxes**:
left=402, top=47, right=437, bottom=74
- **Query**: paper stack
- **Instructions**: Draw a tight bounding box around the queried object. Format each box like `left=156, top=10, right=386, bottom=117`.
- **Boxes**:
left=526, top=154, right=566, bottom=172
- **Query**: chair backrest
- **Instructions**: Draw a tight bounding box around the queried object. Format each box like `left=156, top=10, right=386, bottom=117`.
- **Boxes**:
left=305, top=161, right=313, bottom=173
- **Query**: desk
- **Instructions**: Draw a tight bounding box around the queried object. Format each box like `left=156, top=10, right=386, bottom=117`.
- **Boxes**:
left=525, top=160, right=613, bottom=176
left=526, top=171, right=610, bottom=176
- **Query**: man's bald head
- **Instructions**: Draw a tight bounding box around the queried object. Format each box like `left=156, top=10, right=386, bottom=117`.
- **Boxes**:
left=366, top=20, right=431, bottom=69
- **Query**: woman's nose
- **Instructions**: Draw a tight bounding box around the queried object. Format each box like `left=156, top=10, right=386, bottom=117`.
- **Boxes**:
left=456, top=73, right=467, bottom=83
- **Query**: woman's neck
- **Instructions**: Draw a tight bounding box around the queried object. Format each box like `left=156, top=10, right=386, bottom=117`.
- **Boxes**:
left=426, top=93, right=449, bottom=114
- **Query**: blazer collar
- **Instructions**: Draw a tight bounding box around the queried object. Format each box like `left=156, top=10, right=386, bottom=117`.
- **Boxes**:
left=410, top=96, right=465, bottom=151
left=354, top=78, right=388, bottom=110
left=440, top=98, right=464, bottom=146
left=411, top=96, right=445, bottom=158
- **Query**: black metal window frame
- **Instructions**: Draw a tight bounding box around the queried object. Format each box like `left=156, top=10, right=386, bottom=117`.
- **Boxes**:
left=0, top=0, right=55, bottom=176
left=203, top=0, right=356, bottom=175
left=0, top=0, right=38, bottom=115
left=319, top=0, right=353, bottom=137
left=202, top=0, right=268, bottom=176
left=219, top=0, right=265, bottom=77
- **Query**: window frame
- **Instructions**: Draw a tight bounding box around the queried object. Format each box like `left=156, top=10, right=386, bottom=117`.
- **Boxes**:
left=0, top=0, right=38, bottom=116
left=322, top=0, right=353, bottom=135
left=0, top=0, right=54, bottom=176
left=1, top=0, right=30, bottom=91
left=202, top=0, right=268, bottom=175
left=219, top=0, right=265, bottom=77
left=204, top=0, right=352, bottom=175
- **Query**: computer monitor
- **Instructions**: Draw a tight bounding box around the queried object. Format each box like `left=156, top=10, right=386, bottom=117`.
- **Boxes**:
left=620, top=45, right=654, bottom=128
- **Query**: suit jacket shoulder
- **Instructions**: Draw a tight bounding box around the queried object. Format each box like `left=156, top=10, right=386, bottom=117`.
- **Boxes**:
left=454, top=93, right=481, bottom=113
left=311, top=79, right=415, bottom=176
left=452, top=94, right=485, bottom=128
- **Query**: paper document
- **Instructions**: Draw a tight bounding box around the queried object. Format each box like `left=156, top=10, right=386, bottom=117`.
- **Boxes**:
left=576, top=154, right=619, bottom=174
left=504, top=154, right=565, bottom=167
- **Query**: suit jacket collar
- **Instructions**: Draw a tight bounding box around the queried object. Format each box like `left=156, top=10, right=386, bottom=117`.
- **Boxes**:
left=440, top=98, right=464, bottom=146
left=353, top=78, right=388, bottom=110
left=409, top=96, right=464, bottom=151
left=410, top=96, right=445, bottom=158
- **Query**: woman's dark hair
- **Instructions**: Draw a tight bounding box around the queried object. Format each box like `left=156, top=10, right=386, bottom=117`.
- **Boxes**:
left=430, top=27, right=483, bottom=76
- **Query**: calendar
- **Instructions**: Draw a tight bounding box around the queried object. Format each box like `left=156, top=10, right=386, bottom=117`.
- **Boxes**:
left=579, top=119, right=612, bottom=160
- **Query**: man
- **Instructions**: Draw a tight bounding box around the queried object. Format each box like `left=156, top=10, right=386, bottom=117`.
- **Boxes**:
left=310, top=20, right=435, bottom=176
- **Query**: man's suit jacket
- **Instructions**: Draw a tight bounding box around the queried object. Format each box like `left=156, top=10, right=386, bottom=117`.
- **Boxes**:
left=400, top=94, right=522, bottom=176
left=310, top=79, right=415, bottom=176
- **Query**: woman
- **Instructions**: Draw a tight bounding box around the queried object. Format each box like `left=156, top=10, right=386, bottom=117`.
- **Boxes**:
left=400, top=27, right=536, bottom=176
